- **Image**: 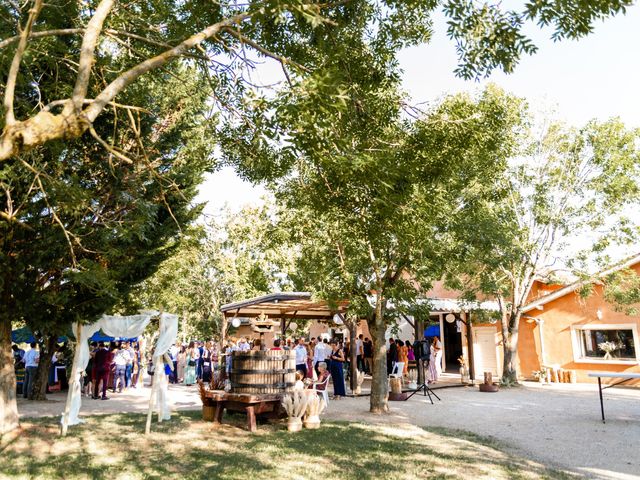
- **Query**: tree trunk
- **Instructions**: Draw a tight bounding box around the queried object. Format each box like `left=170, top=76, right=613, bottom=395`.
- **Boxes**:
left=0, top=315, right=19, bottom=434
left=369, top=298, right=388, bottom=413
left=31, top=334, right=58, bottom=400
left=347, top=319, right=357, bottom=393
left=500, top=311, right=520, bottom=385
left=221, top=316, right=229, bottom=348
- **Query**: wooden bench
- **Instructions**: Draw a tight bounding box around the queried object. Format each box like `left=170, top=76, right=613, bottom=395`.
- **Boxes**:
left=205, top=391, right=285, bottom=432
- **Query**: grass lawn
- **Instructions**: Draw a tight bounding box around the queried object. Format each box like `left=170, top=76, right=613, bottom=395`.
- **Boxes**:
left=0, top=410, right=573, bottom=480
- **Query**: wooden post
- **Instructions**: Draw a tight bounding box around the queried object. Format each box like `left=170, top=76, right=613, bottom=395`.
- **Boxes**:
left=145, top=355, right=160, bottom=435
left=246, top=405, right=257, bottom=432
left=61, top=322, right=81, bottom=436
left=220, top=315, right=229, bottom=352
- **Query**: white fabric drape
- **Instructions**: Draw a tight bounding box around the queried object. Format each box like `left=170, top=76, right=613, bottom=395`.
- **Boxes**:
left=62, top=312, right=178, bottom=430
left=152, top=313, right=178, bottom=421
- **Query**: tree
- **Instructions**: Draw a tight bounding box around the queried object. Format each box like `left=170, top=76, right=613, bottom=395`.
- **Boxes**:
left=132, top=204, right=300, bottom=342
left=604, top=267, right=640, bottom=316
left=452, top=118, right=640, bottom=384
left=0, top=66, right=213, bottom=429
left=0, top=1, right=632, bottom=160
left=0, top=0, right=631, bottom=432
left=271, top=84, right=525, bottom=413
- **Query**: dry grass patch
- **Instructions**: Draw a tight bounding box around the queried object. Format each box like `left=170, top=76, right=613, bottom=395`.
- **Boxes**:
left=0, top=411, right=574, bottom=479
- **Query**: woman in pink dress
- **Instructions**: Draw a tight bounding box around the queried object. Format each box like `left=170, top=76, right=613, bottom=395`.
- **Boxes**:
left=305, top=344, right=314, bottom=379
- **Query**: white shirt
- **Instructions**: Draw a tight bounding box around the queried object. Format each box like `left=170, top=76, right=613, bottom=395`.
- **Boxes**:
left=313, top=343, right=328, bottom=363
left=114, top=349, right=131, bottom=366
left=294, top=344, right=307, bottom=364
left=356, top=339, right=363, bottom=355
left=24, top=348, right=39, bottom=368
left=237, top=341, right=250, bottom=352
left=168, top=345, right=178, bottom=360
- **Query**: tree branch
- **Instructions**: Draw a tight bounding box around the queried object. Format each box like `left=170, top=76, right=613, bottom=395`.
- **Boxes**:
left=69, top=0, right=116, bottom=113
left=0, top=27, right=81, bottom=49
left=222, top=26, right=310, bottom=74
left=3, top=0, right=44, bottom=125
left=84, top=13, right=251, bottom=123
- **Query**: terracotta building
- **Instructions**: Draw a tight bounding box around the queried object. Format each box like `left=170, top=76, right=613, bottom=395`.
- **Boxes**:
left=221, top=255, right=640, bottom=384
left=517, top=255, right=640, bottom=384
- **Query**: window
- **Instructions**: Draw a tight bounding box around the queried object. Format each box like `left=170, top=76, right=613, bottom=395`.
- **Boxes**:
left=572, top=325, right=638, bottom=363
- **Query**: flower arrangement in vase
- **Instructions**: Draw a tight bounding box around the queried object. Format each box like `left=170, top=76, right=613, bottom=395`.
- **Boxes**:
left=281, top=391, right=309, bottom=432
left=598, top=341, right=623, bottom=360
left=304, top=394, right=326, bottom=429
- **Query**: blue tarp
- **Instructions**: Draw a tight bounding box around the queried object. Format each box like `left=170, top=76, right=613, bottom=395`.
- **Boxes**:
left=88, top=330, right=137, bottom=342
left=11, top=327, right=67, bottom=344
left=424, top=325, right=440, bottom=338
left=11, top=327, right=134, bottom=344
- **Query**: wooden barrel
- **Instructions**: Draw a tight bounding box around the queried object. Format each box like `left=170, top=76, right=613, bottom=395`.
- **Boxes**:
left=229, top=350, right=296, bottom=394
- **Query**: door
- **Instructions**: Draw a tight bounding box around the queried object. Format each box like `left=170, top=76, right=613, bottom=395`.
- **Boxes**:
left=474, top=327, right=498, bottom=378
left=443, top=317, right=463, bottom=373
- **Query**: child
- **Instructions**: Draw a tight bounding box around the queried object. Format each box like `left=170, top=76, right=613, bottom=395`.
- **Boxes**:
left=293, top=370, right=305, bottom=391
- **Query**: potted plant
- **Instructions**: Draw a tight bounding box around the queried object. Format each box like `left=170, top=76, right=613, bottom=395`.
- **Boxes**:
left=304, top=394, right=326, bottom=429
left=282, top=392, right=309, bottom=432
left=532, top=368, right=548, bottom=384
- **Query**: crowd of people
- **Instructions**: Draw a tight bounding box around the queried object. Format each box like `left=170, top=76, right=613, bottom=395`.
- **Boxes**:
left=216, top=334, right=444, bottom=398
left=12, top=341, right=71, bottom=399
left=164, top=340, right=220, bottom=386
left=385, top=336, right=443, bottom=384
left=85, top=341, right=143, bottom=400
left=11, top=331, right=444, bottom=402
left=265, top=336, right=348, bottom=399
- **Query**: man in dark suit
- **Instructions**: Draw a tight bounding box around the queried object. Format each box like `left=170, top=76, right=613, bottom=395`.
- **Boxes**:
left=386, top=338, right=398, bottom=375
left=92, top=342, right=111, bottom=400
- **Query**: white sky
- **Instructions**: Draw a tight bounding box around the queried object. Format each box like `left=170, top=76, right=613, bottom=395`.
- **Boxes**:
left=196, top=6, right=640, bottom=216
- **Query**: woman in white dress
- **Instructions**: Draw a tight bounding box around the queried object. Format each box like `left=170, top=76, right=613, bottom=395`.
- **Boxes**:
left=428, top=336, right=442, bottom=384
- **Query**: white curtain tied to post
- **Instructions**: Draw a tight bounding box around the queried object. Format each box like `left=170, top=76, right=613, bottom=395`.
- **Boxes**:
left=61, top=312, right=179, bottom=434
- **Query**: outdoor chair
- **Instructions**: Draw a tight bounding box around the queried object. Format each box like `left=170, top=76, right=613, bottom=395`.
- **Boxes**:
left=312, top=375, right=330, bottom=406
left=390, top=362, right=405, bottom=383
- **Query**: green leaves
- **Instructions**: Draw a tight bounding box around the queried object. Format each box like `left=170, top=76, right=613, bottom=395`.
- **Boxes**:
left=0, top=64, right=213, bottom=333
left=132, top=203, right=301, bottom=339
left=444, top=0, right=632, bottom=79
left=524, top=0, right=633, bottom=40
left=604, top=268, right=640, bottom=315
left=445, top=1, right=537, bottom=79
left=272, top=81, right=525, bottom=323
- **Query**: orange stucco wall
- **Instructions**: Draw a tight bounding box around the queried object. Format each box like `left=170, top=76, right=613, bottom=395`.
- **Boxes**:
left=527, top=280, right=565, bottom=302
left=518, top=263, right=640, bottom=384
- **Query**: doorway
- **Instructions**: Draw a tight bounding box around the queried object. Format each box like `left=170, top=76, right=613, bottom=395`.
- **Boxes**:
left=474, top=327, right=498, bottom=377
left=442, top=316, right=463, bottom=373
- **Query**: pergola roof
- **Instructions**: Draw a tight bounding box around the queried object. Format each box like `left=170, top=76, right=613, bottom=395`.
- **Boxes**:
left=220, top=292, right=349, bottom=320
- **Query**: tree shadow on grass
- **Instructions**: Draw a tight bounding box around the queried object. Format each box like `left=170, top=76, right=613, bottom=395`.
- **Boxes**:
left=0, top=412, right=574, bottom=480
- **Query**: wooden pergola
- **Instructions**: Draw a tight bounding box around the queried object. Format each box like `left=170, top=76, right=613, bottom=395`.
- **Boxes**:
left=220, top=292, right=350, bottom=336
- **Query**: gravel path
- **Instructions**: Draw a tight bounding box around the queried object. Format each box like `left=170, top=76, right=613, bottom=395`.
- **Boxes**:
left=326, top=382, right=640, bottom=480
left=17, top=381, right=640, bottom=479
